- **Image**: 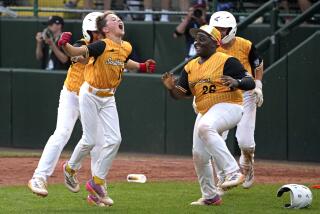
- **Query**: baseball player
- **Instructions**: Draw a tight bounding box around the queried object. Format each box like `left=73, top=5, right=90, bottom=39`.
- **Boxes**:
left=28, top=12, right=106, bottom=200
left=57, top=11, right=156, bottom=206
left=209, top=11, right=264, bottom=191
left=162, top=25, right=255, bottom=206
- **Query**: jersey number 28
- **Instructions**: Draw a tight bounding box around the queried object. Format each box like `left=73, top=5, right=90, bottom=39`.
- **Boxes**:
left=202, top=85, right=216, bottom=94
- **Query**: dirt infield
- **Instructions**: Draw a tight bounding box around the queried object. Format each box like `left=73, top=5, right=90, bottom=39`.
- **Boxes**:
left=0, top=153, right=320, bottom=186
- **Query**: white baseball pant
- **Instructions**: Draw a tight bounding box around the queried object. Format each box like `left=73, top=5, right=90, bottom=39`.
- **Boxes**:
left=214, top=90, right=256, bottom=180
left=33, top=86, right=103, bottom=181
left=193, top=103, right=243, bottom=199
left=67, top=82, right=121, bottom=180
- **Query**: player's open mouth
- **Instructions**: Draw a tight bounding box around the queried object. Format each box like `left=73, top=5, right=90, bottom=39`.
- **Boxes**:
left=119, top=24, right=123, bottom=30
left=194, top=44, right=201, bottom=52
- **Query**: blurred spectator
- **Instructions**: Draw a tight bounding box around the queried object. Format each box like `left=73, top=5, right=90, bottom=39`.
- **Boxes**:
left=144, top=0, right=190, bottom=22
left=297, top=0, right=313, bottom=12
left=35, top=16, right=70, bottom=70
left=0, top=1, right=17, bottom=17
left=64, top=0, right=81, bottom=8
left=64, top=0, right=124, bottom=10
left=281, top=0, right=318, bottom=23
left=125, top=0, right=144, bottom=20
left=281, top=0, right=318, bottom=13
left=1, top=0, right=29, bottom=6
left=173, top=0, right=208, bottom=59
left=1, top=0, right=16, bottom=6
left=216, top=1, right=234, bottom=11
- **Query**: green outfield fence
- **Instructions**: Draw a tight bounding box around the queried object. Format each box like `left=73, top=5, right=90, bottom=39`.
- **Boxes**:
left=0, top=31, right=320, bottom=162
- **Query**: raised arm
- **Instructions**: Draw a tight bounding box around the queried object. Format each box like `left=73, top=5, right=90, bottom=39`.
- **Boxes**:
left=49, top=40, right=69, bottom=63
left=161, top=71, right=192, bottom=100
left=69, top=40, right=90, bottom=64
left=125, top=59, right=156, bottom=73
left=58, top=32, right=107, bottom=61
left=35, top=32, right=44, bottom=60
left=58, top=32, right=87, bottom=57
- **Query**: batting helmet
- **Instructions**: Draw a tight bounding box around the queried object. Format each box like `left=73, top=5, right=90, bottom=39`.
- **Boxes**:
left=277, top=184, right=313, bottom=209
left=82, top=12, right=103, bottom=42
left=209, top=11, right=237, bottom=44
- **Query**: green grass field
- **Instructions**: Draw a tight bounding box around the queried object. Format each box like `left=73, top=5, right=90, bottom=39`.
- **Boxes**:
left=0, top=182, right=318, bottom=214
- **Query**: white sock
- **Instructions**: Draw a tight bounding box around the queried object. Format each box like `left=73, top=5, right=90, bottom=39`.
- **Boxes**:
left=160, top=9, right=169, bottom=22
left=144, top=9, right=153, bottom=21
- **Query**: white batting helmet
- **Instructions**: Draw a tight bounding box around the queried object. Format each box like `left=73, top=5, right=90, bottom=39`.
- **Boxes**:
left=82, top=12, right=103, bottom=42
left=277, top=184, right=313, bottom=209
left=209, top=11, right=237, bottom=44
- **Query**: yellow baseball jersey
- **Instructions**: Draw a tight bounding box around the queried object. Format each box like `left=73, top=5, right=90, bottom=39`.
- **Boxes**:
left=84, top=38, right=132, bottom=89
left=64, top=39, right=88, bottom=93
left=217, top=37, right=253, bottom=76
left=183, top=52, right=243, bottom=114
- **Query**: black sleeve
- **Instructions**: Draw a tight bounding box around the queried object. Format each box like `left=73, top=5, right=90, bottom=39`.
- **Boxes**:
left=248, top=44, right=263, bottom=75
left=87, top=40, right=106, bottom=58
left=125, top=50, right=133, bottom=63
left=72, top=40, right=86, bottom=47
left=223, top=57, right=247, bottom=79
left=176, top=69, right=192, bottom=96
left=223, top=57, right=256, bottom=91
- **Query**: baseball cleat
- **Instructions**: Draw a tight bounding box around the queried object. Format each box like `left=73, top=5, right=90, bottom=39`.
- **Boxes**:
left=86, top=179, right=114, bottom=206
left=240, top=148, right=255, bottom=189
left=63, top=162, right=80, bottom=193
left=242, top=165, right=254, bottom=189
left=220, top=172, right=245, bottom=189
left=190, top=195, right=222, bottom=206
left=87, top=194, right=106, bottom=207
left=28, top=177, right=48, bottom=197
left=216, top=186, right=225, bottom=196
left=216, top=179, right=226, bottom=196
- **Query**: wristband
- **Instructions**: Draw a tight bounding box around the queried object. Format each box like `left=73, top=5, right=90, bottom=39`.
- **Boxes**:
left=139, top=63, right=147, bottom=73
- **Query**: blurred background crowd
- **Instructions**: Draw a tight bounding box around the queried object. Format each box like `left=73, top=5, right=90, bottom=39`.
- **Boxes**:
left=0, top=0, right=319, bottom=71
left=0, top=0, right=319, bottom=23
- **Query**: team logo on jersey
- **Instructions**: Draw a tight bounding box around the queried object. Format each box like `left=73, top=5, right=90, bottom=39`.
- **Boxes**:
left=189, top=78, right=214, bottom=88
left=106, top=57, right=124, bottom=66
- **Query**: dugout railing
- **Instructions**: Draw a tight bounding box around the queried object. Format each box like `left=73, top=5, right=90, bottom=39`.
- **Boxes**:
left=256, top=0, right=320, bottom=64
left=166, top=0, right=279, bottom=75
left=167, top=0, right=320, bottom=74
left=255, top=31, right=320, bottom=162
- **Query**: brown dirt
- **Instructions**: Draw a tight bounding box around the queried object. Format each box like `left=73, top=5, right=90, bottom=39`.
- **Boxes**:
left=0, top=153, right=320, bottom=186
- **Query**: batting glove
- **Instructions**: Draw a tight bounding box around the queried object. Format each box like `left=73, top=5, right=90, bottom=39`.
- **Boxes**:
left=253, top=80, right=263, bottom=107
left=139, top=59, right=156, bottom=73
left=58, top=32, right=72, bottom=47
